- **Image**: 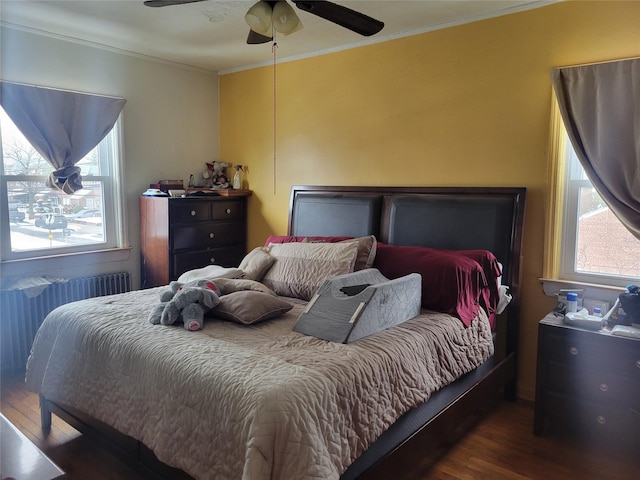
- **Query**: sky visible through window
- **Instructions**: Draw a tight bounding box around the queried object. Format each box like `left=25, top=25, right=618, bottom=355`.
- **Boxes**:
left=1, top=109, right=106, bottom=253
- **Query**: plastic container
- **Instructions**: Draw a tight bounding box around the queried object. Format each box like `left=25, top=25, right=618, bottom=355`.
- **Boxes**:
left=566, top=292, right=578, bottom=313
left=593, top=307, right=602, bottom=317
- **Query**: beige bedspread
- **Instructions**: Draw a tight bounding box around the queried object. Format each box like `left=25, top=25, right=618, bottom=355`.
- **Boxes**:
left=26, top=287, right=493, bottom=480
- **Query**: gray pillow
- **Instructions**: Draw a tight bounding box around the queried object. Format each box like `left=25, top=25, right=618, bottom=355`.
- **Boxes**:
left=238, top=247, right=276, bottom=281
left=210, top=291, right=293, bottom=324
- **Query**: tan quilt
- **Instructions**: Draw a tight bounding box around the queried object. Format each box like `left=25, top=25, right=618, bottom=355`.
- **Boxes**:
left=26, top=287, right=493, bottom=480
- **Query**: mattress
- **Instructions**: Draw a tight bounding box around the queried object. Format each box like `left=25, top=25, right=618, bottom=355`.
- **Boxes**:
left=26, top=287, right=494, bottom=480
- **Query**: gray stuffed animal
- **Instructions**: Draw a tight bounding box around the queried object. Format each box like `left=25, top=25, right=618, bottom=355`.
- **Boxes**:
left=148, top=279, right=220, bottom=331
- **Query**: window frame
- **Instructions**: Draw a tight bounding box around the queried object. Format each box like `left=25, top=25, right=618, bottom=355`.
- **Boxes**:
left=0, top=111, right=128, bottom=262
left=544, top=95, right=639, bottom=290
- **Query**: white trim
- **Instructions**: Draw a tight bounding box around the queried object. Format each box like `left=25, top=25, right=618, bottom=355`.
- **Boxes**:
left=0, top=247, right=132, bottom=281
left=0, top=21, right=214, bottom=75
left=540, top=277, right=625, bottom=308
left=1, top=1, right=561, bottom=76
left=220, top=1, right=561, bottom=75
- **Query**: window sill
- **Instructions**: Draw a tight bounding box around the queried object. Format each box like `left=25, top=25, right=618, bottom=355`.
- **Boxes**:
left=540, top=277, right=626, bottom=306
left=1, top=247, right=132, bottom=281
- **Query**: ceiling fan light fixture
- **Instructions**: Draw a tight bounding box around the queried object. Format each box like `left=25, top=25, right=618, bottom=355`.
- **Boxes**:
left=272, top=1, right=303, bottom=35
left=245, top=1, right=273, bottom=36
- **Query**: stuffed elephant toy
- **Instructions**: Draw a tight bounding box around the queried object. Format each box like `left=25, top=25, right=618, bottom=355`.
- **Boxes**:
left=148, top=280, right=220, bottom=331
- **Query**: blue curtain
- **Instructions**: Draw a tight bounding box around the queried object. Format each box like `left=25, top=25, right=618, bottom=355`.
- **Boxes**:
left=0, top=82, right=126, bottom=194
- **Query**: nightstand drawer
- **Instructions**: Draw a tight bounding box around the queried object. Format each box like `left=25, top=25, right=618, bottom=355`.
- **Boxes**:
left=547, top=362, right=640, bottom=409
left=546, top=331, right=640, bottom=376
left=544, top=392, right=640, bottom=443
left=173, top=246, right=246, bottom=275
left=173, top=222, right=244, bottom=250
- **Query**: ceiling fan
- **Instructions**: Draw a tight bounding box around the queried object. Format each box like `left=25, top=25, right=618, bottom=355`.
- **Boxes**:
left=143, top=0, right=385, bottom=44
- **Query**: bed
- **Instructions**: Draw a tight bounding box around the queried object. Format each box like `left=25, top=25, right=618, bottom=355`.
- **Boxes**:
left=25, top=185, right=526, bottom=480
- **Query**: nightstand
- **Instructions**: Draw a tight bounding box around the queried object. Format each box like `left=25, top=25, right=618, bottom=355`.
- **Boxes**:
left=534, top=313, right=640, bottom=447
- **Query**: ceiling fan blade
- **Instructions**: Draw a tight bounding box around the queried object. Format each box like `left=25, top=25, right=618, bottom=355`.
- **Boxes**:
left=247, top=30, right=274, bottom=45
left=292, top=0, right=383, bottom=36
left=143, top=0, right=207, bottom=7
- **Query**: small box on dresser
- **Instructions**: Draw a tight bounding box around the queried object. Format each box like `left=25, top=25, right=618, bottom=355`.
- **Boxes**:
left=140, top=195, right=247, bottom=288
left=534, top=313, right=640, bottom=447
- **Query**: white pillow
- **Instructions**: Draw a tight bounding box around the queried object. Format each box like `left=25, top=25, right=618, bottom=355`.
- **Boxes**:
left=262, top=241, right=358, bottom=300
left=177, top=265, right=243, bottom=283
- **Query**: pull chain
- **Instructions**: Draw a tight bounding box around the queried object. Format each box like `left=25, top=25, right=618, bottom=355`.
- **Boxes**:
left=272, top=41, right=278, bottom=195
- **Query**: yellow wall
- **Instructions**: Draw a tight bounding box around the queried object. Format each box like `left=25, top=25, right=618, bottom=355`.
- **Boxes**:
left=219, top=1, right=640, bottom=400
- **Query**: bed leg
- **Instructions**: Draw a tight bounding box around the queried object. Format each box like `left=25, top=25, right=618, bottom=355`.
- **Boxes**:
left=39, top=394, right=52, bottom=431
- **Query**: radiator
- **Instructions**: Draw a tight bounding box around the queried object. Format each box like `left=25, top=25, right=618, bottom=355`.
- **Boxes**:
left=1, top=272, right=131, bottom=373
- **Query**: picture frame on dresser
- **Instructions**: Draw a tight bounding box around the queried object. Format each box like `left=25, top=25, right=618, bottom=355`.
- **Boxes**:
left=534, top=312, right=640, bottom=448
left=139, top=195, right=248, bottom=288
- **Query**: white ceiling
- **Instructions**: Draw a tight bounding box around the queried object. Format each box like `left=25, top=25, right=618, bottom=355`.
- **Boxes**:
left=0, top=0, right=558, bottom=73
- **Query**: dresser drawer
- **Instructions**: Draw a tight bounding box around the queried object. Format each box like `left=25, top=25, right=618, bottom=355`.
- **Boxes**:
left=173, top=246, right=246, bottom=276
left=547, top=362, right=640, bottom=409
left=544, top=391, right=640, bottom=443
left=212, top=200, right=243, bottom=220
left=545, top=331, right=640, bottom=376
left=170, top=201, right=211, bottom=223
left=173, top=222, right=244, bottom=250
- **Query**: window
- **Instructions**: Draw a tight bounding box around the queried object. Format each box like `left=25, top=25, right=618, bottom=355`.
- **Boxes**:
left=554, top=123, right=640, bottom=287
left=0, top=108, right=126, bottom=260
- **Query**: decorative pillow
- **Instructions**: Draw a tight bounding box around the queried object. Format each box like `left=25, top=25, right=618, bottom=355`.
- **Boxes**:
left=177, top=265, right=244, bottom=283
left=373, top=243, right=488, bottom=327
left=213, top=278, right=277, bottom=296
left=264, top=235, right=377, bottom=271
left=238, top=247, right=276, bottom=281
left=210, top=291, right=293, bottom=325
left=262, top=241, right=359, bottom=300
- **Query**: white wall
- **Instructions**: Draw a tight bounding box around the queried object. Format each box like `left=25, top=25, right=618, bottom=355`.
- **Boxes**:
left=0, top=27, right=219, bottom=288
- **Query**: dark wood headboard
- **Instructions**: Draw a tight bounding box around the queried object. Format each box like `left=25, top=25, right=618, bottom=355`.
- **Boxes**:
left=288, top=185, right=527, bottom=363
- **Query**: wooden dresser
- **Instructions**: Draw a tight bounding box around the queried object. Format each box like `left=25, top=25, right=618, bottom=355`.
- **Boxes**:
left=534, top=313, right=640, bottom=446
left=140, top=195, right=247, bottom=288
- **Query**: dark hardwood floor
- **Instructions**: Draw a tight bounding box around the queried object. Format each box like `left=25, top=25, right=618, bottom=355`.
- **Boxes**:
left=1, top=373, right=637, bottom=479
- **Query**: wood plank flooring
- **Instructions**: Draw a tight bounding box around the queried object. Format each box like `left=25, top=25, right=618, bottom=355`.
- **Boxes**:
left=2, top=373, right=637, bottom=479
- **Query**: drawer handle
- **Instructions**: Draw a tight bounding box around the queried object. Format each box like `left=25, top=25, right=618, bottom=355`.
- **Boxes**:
left=210, top=257, right=215, bottom=264
left=636, top=360, right=640, bottom=369
left=569, top=346, right=578, bottom=356
left=209, top=233, right=215, bottom=239
left=599, top=383, right=608, bottom=392
left=190, top=210, right=197, bottom=216
left=596, top=415, right=606, bottom=425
